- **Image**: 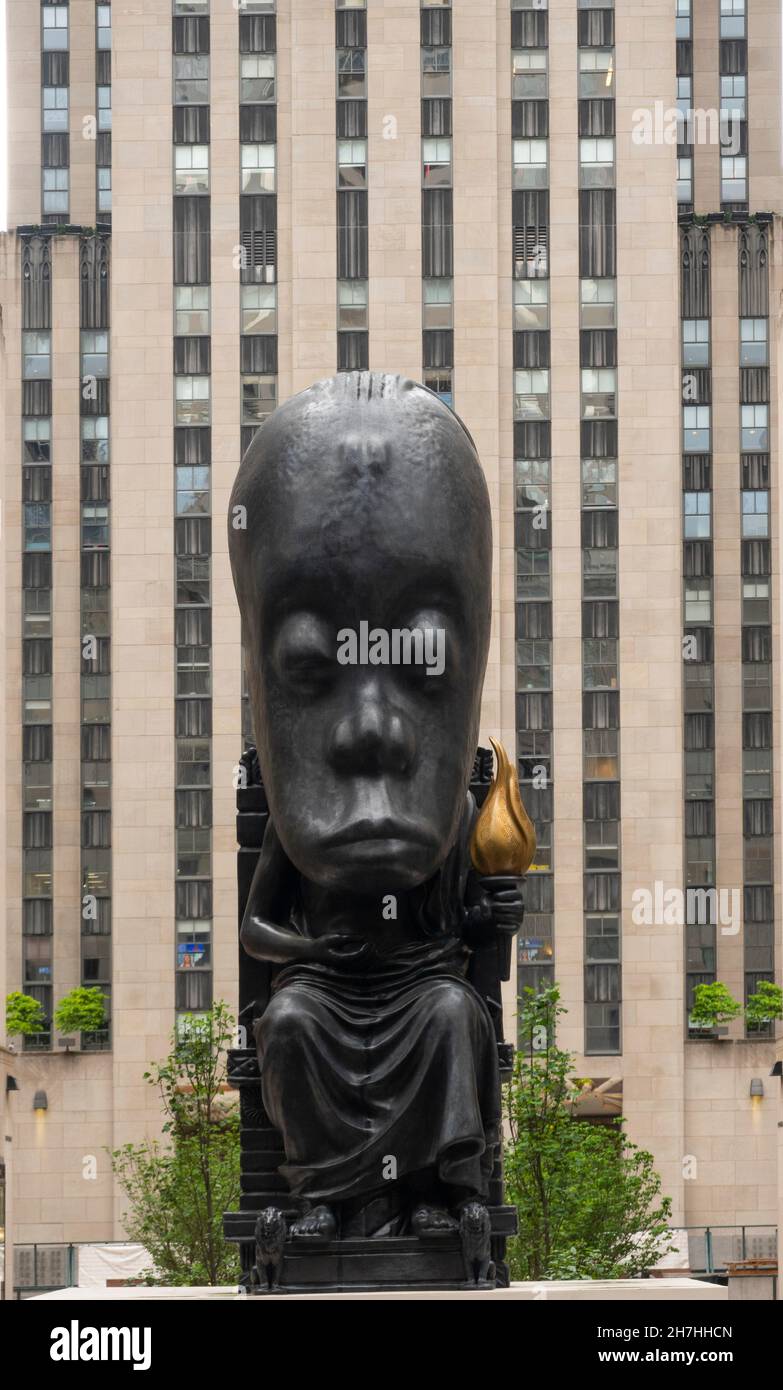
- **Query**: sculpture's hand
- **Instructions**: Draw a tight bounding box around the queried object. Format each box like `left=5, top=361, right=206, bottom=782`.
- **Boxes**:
left=303, top=933, right=371, bottom=967
left=485, top=879, right=525, bottom=936
left=462, top=874, right=525, bottom=943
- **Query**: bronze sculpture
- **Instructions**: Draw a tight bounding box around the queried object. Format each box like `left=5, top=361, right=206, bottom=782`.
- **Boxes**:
left=224, top=372, right=534, bottom=1292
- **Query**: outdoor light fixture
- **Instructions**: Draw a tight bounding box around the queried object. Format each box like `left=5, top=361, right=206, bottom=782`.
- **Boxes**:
left=770, top=1060, right=783, bottom=1078
left=32, top=1090, right=48, bottom=1112
left=749, top=1078, right=765, bottom=1098
left=5, top=1076, right=19, bottom=1093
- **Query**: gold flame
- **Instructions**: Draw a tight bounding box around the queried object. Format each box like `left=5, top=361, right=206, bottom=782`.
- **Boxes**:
left=470, top=737, right=536, bottom=877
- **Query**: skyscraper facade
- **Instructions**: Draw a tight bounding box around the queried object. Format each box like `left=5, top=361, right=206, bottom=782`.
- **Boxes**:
left=1, top=0, right=782, bottom=1254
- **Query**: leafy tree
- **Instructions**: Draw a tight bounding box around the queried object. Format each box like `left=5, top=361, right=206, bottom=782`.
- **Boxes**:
left=111, top=1001, right=241, bottom=1286
left=5, top=991, right=46, bottom=1039
left=53, top=986, right=107, bottom=1036
left=689, top=981, right=742, bottom=1030
left=745, top=980, right=783, bottom=1032
left=504, top=986, right=674, bottom=1280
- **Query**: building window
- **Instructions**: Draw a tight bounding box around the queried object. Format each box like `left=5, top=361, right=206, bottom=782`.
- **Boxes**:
left=176, top=740, right=211, bottom=789
left=677, top=157, right=693, bottom=204
left=81, top=504, right=109, bottom=550
left=42, top=6, right=69, bottom=49
left=578, top=49, right=614, bottom=99
left=422, top=138, right=452, bottom=188
left=97, top=4, right=112, bottom=48
left=514, top=280, right=549, bottom=330
left=337, top=49, right=366, bottom=99
left=685, top=582, right=712, bottom=624
left=579, top=138, right=615, bottom=188
left=743, top=581, right=770, bottom=624
left=42, top=168, right=69, bottom=215
left=242, top=375, right=277, bottom=424
left=515, top=458, right=551, bottom=511
left=176, top=465, right=210, bottom=516
left=422, top=47, right=451, bottom=98
left=174, top=56, right=209, bottom=105
left=24, top=418, right=52, bottom=464
left=583, top=729, right=619, bottom=780
left=512, top=50, right=547, bottom=99
left=741, top=491, right=769, bottom=539
left=582, top=458, right=617, bottom=508
left=581, top=368, right=617, bottom=419
left=583, top=638, right=618, bottom=690
left=82, top=417, right=109, bottom=464
left=683, top=491, right=711, bottom=539
left=513, top=138, right=548, bottom=190
left=676, top=76, right=692, bottom=126
left=241, top=144, right=276, bottom=194
left=97, top=86, right=112, bottom=131
left=97, top=167, right=112, bottom=212
left=516, top=640, right=552, bottom=693
left=337, top=280, right=368, bottom=331
left=175, top=146, right=209, bottom=195
left=580, top=278, right=616, bottom=329
left=240, top=55, right=275, bottom=103
left=337, top=139, right=367, bottom=189
left=81, top=331, right=109, bottom=379
left=720, top=0, right=745, bottom=39
left=721, top=156, right=747, bottom=203
left=741, top=405, right=768, bottom=452
left=675, top=0, right=691, bottom=40
left=585, top=823, right=620, bottom=872
left=241, top=284, right=276, bottom=334
left=740, top=318, right=767, bottom=367
left=424, top=370, right=453, bottom=410
left=514, top=368, right=550, bottom=421
left=516, top=548, right=550, bottom=600
left=682, top=319, right=709, bottom=367
left=683, top=405, right=710, bottom=452
left=423, top=278, right=453, bottom=330
left=24, top=505, right=52, bottom=553
left=721, top=74, right=746, bottom=123
left=175, top=376, right=211, bottom=426
left=23, top=332, right=52, bottom=380
left=42, top=86, right=68, bottom=132
left=583, top=548, right=618, bottom=599
left=175, top=286, right=210, bottom=335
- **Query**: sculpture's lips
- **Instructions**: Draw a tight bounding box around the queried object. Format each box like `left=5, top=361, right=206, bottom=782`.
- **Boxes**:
left=324, top=817, right=438, bottom=850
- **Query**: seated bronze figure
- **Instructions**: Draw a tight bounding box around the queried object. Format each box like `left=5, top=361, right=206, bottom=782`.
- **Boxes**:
left=225, top=372, right=533, bottom=1292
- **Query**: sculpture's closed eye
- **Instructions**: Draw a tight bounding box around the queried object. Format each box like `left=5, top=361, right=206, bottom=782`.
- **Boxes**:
left=272, top=613, right=336, bottom=694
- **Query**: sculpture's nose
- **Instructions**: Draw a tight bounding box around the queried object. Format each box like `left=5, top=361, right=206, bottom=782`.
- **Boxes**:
left=329, top=678, right=416, bottom=776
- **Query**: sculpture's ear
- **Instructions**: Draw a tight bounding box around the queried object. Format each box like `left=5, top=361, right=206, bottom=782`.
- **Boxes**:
left=244, top=818, right=299, bottom=931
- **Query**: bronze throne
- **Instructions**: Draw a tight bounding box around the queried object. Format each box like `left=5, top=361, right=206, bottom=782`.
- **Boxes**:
left=223, top=746, right=525, bottom=1294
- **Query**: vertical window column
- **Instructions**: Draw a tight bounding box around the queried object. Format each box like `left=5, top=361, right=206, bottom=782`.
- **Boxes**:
left=336, top=0, right=368, bottom=371
left=512, top=0, right=553, bottom=1014
left=421, top=0, right=452, bottom=401
left=680, top=225, right=717, bottom=1032
left=96, top=3, right=112, bottom=221
left=676, top=0, right=693, bottom=210
left=578, top=0, right=621, bottom=1056
left=41, top=0, right=70, bottom=223
left=173, top=0, right=213, bottom=1024
left=80, top=235, right=112, bottom=1050
left=738, top=223, right=774, bottom=1033
left=720, top=0, right=748, bottom=209
left=240, top=3, right=278, bottom=439
left=21, top=236, right=54, bottom=1049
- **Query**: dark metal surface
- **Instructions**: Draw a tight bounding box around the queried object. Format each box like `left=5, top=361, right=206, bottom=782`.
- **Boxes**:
left=224, top=373, right=521, bottom=1291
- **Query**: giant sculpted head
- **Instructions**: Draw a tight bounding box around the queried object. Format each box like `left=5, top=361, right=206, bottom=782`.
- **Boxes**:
left=228, top=372, right=493, bottom=897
